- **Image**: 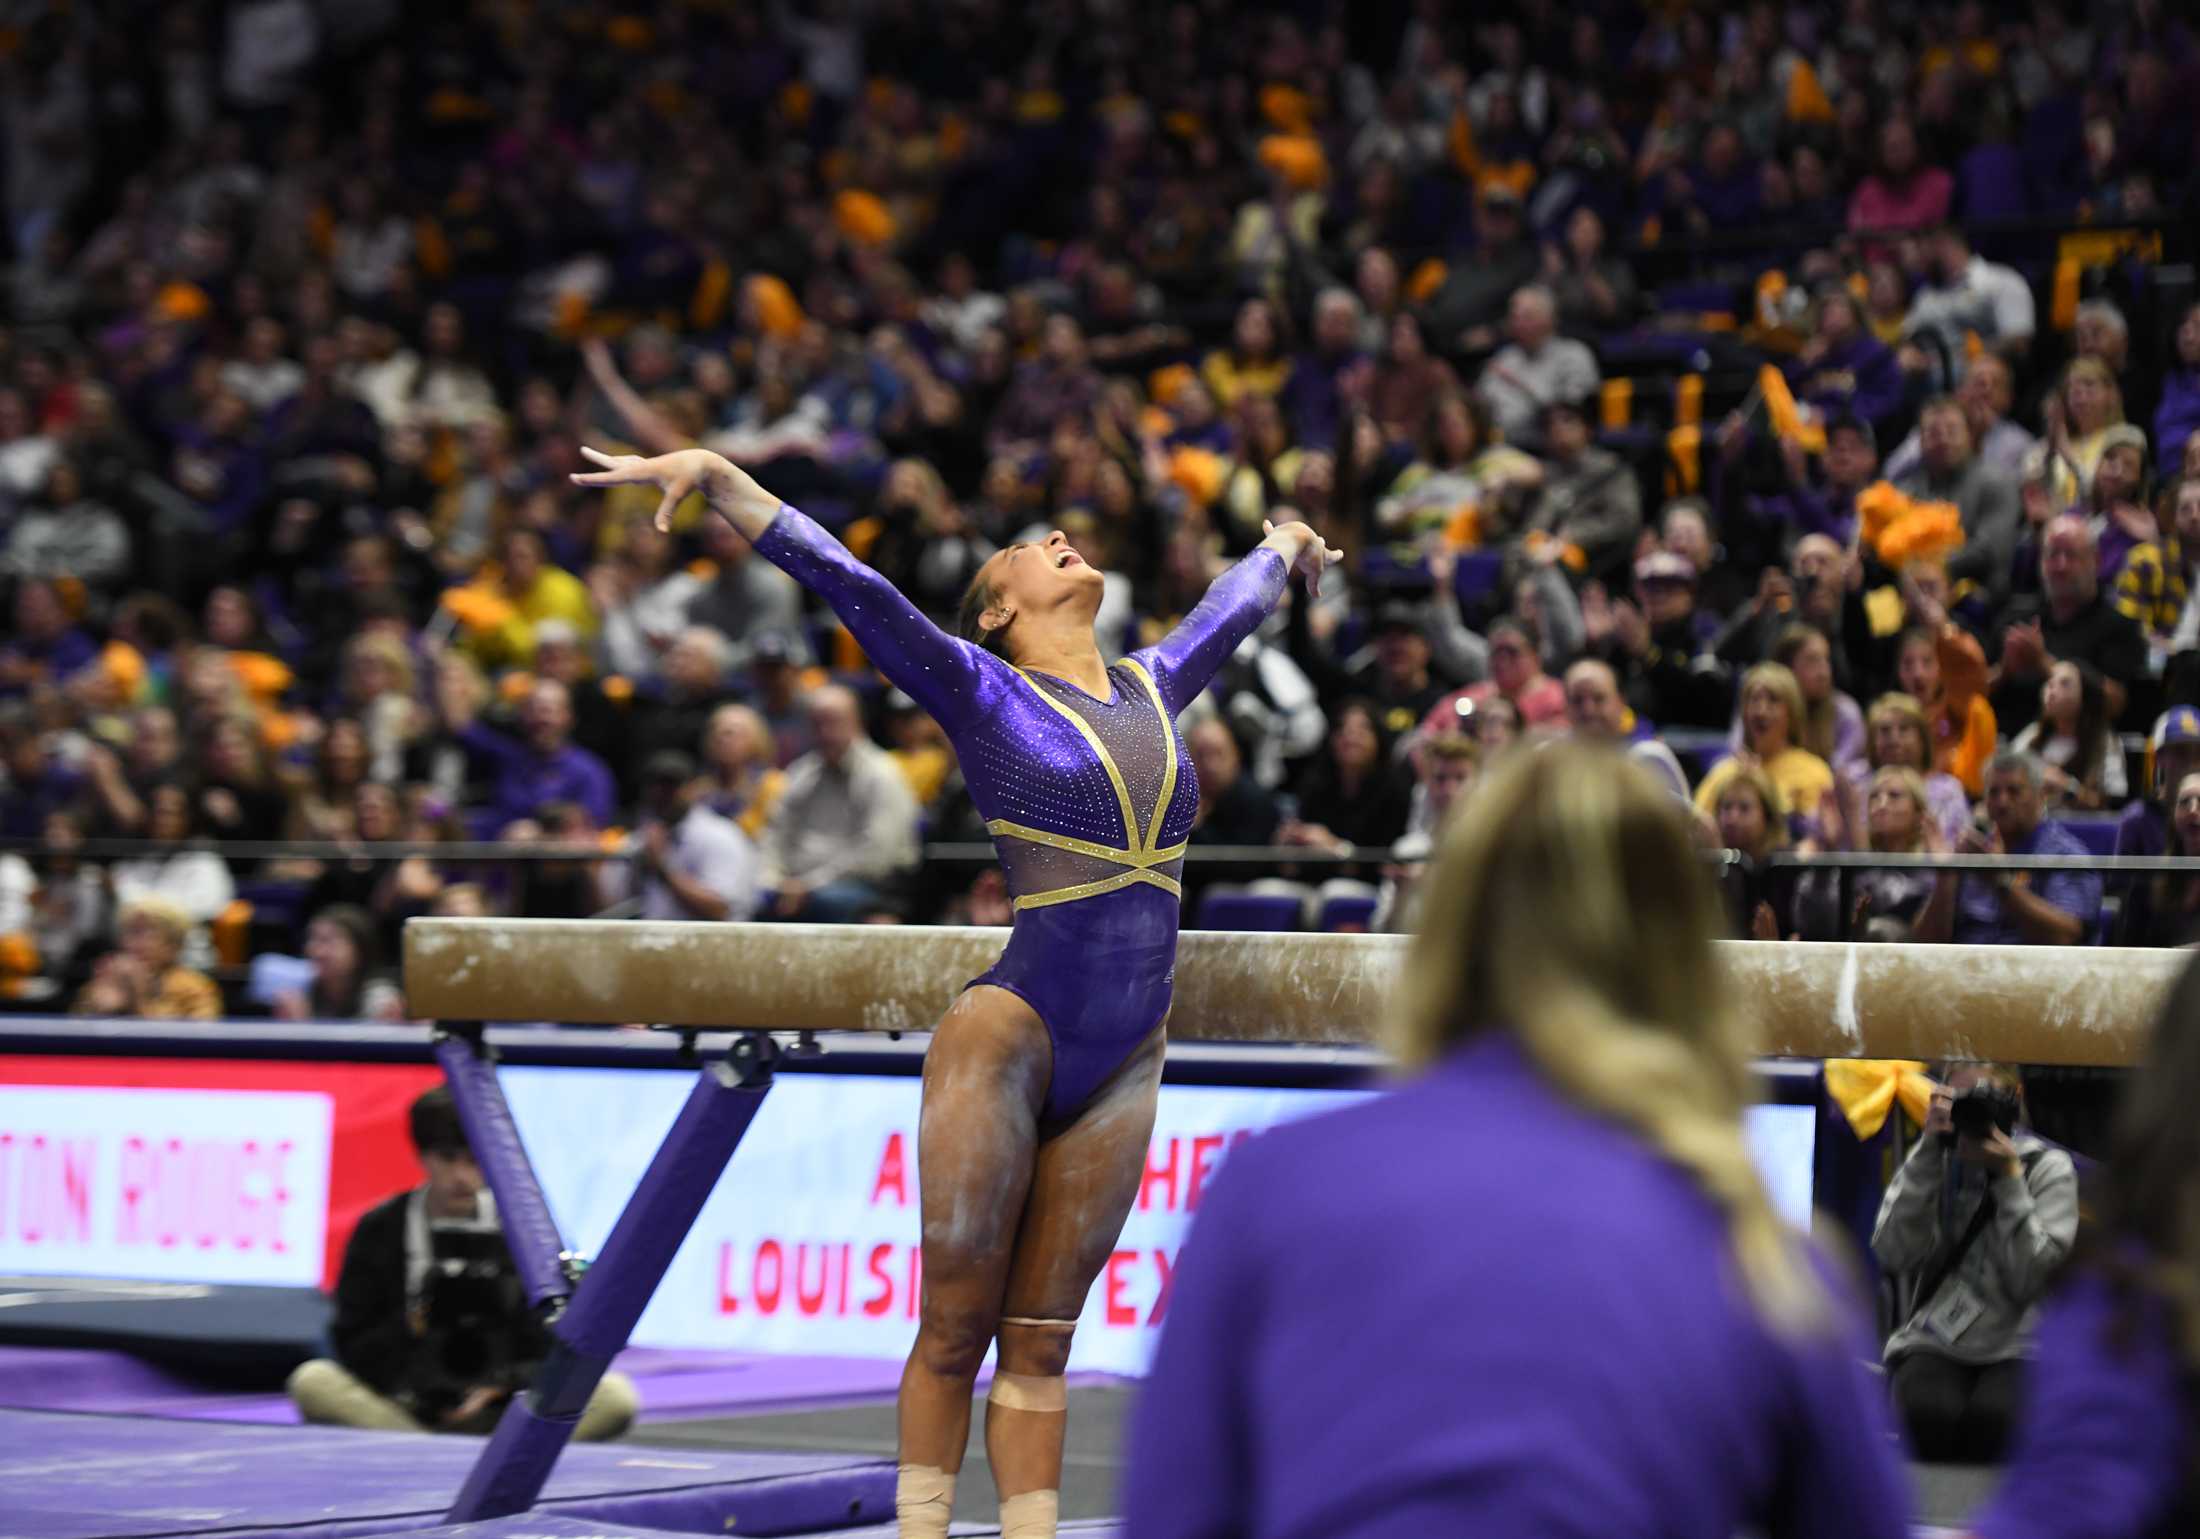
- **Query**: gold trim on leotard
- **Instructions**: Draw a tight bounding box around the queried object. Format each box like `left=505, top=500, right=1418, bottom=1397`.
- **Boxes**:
left=1009, top=867, right=1184, bottom=910
left=997, top=664, right=1187, bottom=912
left=1119, top=658, right=1178, bottom=852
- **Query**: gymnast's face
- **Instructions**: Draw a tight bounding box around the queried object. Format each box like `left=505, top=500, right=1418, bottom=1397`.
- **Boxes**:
left=978, top=530, right=1105, bottom=642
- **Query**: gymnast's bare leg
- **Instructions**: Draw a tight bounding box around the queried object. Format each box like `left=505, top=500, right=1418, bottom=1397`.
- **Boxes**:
left=895, top=984, right=1163, bottom=1536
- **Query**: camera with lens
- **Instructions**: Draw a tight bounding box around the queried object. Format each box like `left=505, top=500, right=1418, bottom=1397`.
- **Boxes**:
left=413, top=1223, right=541, bottom=1399
left=1944, top=1083, right=2021, bottom=1144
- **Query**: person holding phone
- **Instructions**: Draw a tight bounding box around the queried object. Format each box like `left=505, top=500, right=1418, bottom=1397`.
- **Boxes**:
left=1870, top=1065, right=2078, bottom=1462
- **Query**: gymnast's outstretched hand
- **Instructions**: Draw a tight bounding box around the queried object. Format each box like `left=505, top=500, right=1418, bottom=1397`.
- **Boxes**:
left=1261, top=518, right=1344, bottom=597
left=570, top=446, right=783, bottom=539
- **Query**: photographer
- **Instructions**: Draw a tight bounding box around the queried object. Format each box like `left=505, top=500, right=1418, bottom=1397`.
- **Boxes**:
left=288, top=1089, right=637, bottom=1440
left=1870, top=1065, right=2079, bottom=1462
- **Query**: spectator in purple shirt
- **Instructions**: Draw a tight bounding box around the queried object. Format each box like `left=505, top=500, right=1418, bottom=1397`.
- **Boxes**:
left=1786, top=287, right=1905, bottom=432
left=0, top=577, right=99, bottom=696
left=1122, top=744, right=1910, bottom=1539
left=1278, top=288, right=1369, bottom=452
left=1971, top=947, right=2200, bottom=1539
left=457, top=676, right=617, bottom=836
left=1914, top=750, right=2099, bottom=946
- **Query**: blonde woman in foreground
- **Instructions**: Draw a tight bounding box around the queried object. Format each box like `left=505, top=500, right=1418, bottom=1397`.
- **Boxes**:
left=1121, top=743, right=1910, bottom=1537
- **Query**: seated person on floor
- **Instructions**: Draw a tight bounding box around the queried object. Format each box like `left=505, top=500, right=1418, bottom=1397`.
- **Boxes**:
left=288, top=1088, right=636, bottom=1440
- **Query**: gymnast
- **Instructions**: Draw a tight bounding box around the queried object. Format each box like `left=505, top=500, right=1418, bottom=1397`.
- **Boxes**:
left=572, top=445, right=1335, bottom=1538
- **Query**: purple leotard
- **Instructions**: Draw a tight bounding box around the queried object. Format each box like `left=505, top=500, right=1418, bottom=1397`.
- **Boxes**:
left=754, top=505, right=1288, bottom=1121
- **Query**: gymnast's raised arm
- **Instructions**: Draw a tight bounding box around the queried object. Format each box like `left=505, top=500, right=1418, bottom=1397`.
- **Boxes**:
left=570, top=446, right=992, bottom=727
left=1139, top=517, right=1340, bottom=716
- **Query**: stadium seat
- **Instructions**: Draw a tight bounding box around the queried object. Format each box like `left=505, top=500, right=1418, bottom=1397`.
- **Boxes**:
left=1191, top=891, right=1303, bottom=932
left=1318, top=893, right=1378, bottom=932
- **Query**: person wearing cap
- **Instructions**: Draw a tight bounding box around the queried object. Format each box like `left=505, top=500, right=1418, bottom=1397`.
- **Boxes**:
left=2113, top=709, right=2200, bottom=872
left=1421, top=182, right=1540, bottom=355
left=1512, top=395, right=1641, bottom=585
left=1287, top=595, right=1455, bottom=743
left=1902, top=224, right=2037, bottom=363
left=629, top=749, right=757, bottom=922
left=1894, top=397, right=2022, bottom=606
left=1592, top=549, right=1733, bottom=732
left=1475, top=284, right=1600, bottom=444
left=1988, top=514, right=2148, bottom=736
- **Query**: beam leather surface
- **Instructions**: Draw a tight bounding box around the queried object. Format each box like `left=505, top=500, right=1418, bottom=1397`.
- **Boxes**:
left=404, top=920, right=2165, bottom=1066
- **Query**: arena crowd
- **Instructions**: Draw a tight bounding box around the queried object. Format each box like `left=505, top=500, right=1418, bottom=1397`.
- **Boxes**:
left=0, top=0, right=2197, bottom=1020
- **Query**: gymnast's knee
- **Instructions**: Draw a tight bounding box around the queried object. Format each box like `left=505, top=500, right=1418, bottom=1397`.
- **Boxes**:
left=994, top=1315, right=1076, bottom=1382
left=913, top=1299, right=998, bottom=1383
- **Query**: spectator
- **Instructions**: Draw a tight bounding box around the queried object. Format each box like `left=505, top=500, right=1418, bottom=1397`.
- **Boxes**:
left=1184, top=720, right=1281, bottom=849
left=1885, top=353, right=2037, bottom=485
left=592, top=514, right=707, bottom=681
left=288, top=1088, right=636, bottom=1439
left=1561, top=657, right=1689, bottom=801
left=2156, top=301, right=2200, bottom=474
left=1915, top=750, right=2102, bottom=946
left=684, top=514, right=811, bottom=671
left=271, top=904, right=404, bottom=1023
left=1513, top=396, right=1642, bottom=584
left=1281, top=699, right=1414, bottom=859
left=1373, top=734, right=1480, bottom=933
left=1542, top=206, right=1637, bottom=334
left=1746, top=624, right=1865, bottom=778
left=460, top=528, right=598, bottom=673
left=1422, top=184, right=1539, bottom=353
left=2120, top=771, right=2200, bottom=948
left=1989, top=515, right=2147, bottom=734
left=2010, top=660, right=2128, bottom=810
left=109, top=783, right=236, bottom=962
left=862, top=460, right=993, bottom=626
left=1785, top=289, right=1903, bottom=431
left=1199, top=298, right=1294, bottom=409
left=2053, top=356, right=2128, bottom=496
left=1291, top=600, right=1456, bottom=744
left=1594, top=550, right=1733, bottom=732
left=1801, top=766, right=1941, bottom=941
left=760, top=685, right=918, bottom=923
left=699, top=703, right=785, bottom=841
left=1847, top=115, right=1954, bottom=237
left=1367, top=315, right=1460, bottom=446
left=1850, top=693, right=1975, bottom=848
left=1903, top=225, right=2037, bottom=362
left=25, top=810, right=107, bottom=988
left=1872, top=1064, right=2078, bottom=1462
left=1694, top=662, right=1836, bottom=833
left=1124, top=745, right=1910, bottom=1537
left=72, top=897, right=221, bottom=1021
left=0, top=578, right=98, bottom=696
left=626, top=751, right=758, bottom=923
left=290, top=718, right=371, bottom=842
left=3, top=459, right=131, bottom=589
left=1427, top=618, right=1569, bottom=736
left=1371, top=392, right=1540, bottom=547
left=302, top=780, right=438, bottom=953
left=1893, top=398, right=2023, bottom=604
left=1278, top=288, right=1368, bottom=452
left=337, top=633, right=423, bottom=785
left=1894, top=609, right=1998, bottom=798
left=2116, top=707, right=2200, bottom=862
left=455, top=678, right=618, bottom=837
left=1475, top=285, right=1599, bottom=444
left=2131, top=474, right=2200, bottom=648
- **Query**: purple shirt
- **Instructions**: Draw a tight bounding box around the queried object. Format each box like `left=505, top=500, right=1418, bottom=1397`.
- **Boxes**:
left=1122, top=1033, right=1911, bottom=1539
left=460, top=724, right=617, bottom=834
left=1953, top=819, right=2103, bottom=944
left=1971, top=1271, right=2193, bottom=1539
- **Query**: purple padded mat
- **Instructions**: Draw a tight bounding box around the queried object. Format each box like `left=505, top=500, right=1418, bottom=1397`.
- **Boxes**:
left=0, top=1408, right=891, bottom=1539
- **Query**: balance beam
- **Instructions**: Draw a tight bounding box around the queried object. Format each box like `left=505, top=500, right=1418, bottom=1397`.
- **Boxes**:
left=404, top=920, right=2166, bottom=1067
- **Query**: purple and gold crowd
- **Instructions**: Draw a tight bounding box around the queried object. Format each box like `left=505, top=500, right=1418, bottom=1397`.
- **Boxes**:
left=1, top=0, right=2199, bottom=1018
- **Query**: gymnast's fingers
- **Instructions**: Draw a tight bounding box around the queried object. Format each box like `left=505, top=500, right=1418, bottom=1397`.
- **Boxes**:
left=570, top=446, right=643, bottom=486
left=654, top=486, right=686, bottom=532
